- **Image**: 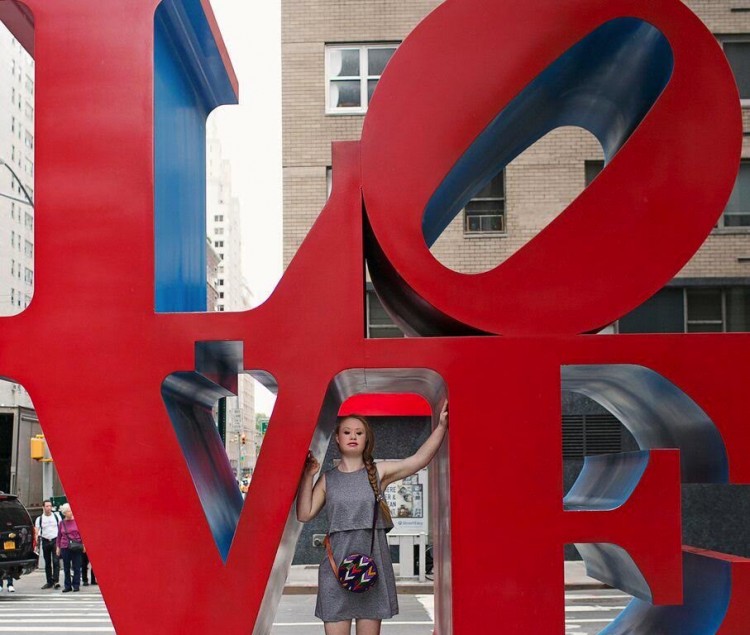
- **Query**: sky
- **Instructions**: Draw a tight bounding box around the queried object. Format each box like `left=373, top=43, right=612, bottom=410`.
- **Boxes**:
left=208, top=1, right=283, bottom=307
left=208, top=2, right=283, bottom=414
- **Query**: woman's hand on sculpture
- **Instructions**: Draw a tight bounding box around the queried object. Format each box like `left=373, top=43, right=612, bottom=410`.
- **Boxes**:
left=439, top=401, right=448, bottom=428
left=303, top=451, right=321, bottom=478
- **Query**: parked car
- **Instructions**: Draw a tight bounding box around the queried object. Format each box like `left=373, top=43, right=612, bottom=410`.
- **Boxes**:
left=0, top=494, right=37, bottom=579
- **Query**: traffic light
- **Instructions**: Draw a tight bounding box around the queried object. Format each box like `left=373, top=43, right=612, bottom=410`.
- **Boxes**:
left=241, top=433, right=246, bottom=445
left=30, top=435, right=45, bottom=460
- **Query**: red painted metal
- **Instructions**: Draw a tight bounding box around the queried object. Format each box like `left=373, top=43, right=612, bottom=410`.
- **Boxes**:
left=706, top=548, right=750, bottom=634
left=361, top=0, right=742, bottom=336
left=0, top=0, right=743, bottom=633
left=338, top=393, right=431, bottom=417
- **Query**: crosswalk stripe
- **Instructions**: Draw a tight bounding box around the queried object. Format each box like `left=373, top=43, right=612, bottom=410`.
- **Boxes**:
left=0, top=596, right=103, bottom=600
left=0, top=619, right=111, bottom=623
left=565, top=594, right=630, bottom=600
left=0, top=614, right=110, bottom=617
left=0, top=629, right=114, bottom=632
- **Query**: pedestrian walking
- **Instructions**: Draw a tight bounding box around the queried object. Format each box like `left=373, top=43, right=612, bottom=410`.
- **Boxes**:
left=296, top=403, right=448, bottom=635
left=0, top=575, right=14, bottom=592
left=81, top=551, right=96, bottom=586
left=34, top=500, right=62, bottom=589
left=55, top=503, right=84, bottom=593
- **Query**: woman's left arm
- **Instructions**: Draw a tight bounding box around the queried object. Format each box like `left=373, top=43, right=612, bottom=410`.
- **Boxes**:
left=378, top=402, right=448, bottom=490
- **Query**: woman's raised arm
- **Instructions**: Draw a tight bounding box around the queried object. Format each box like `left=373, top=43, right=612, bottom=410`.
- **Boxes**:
left=378, top=402, right=449, bottom=490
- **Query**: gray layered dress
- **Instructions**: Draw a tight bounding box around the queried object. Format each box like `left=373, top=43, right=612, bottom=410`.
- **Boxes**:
left=315, top=466, right=398, bottom=622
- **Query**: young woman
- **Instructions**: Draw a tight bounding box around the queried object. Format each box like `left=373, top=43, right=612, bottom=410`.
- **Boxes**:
left=297, top=403, right=448, bottom=635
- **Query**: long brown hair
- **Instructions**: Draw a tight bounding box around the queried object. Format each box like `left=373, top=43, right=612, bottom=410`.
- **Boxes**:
left=336, top=414, right=393, bottom=525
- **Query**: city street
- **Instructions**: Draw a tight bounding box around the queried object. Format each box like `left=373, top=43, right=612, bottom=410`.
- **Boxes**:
left=565, top=590, right=631, bottom=634
left=0, top=569, right=108, bottom=633
left=0, top=569, right=633, bottom=633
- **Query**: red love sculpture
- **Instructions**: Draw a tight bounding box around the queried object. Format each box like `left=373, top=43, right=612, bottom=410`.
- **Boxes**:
left=0, top=0, right=743, bottom=633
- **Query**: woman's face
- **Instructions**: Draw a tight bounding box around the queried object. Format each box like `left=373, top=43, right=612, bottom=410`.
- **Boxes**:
left=63, top=508, right=73, bottom=519
left=336, top=418, right=367, bottom=456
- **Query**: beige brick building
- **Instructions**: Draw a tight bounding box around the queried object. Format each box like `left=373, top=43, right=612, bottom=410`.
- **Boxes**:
left=282, top=0, right=750, bottom=334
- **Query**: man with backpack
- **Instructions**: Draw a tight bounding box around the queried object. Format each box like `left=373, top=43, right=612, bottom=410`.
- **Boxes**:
left=34, top=500, right=61, bottom=589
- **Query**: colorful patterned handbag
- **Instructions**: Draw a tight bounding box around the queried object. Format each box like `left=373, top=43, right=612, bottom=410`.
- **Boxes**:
left=325, top=495, right=381, bottom=593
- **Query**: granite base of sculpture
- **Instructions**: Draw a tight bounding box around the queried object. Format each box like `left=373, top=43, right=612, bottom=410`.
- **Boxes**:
left=0, top=0, right=744, bottom=632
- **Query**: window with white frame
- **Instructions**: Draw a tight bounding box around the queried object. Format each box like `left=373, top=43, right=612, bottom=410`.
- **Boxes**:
left=722, top=37, right=750, bottom=104
left=685, top=287, right=750, bottom=332
left=719, top=160, right=750, bottom=228
left=463, top=172, right=505, bottom=233
left=325, top=44, right=398, bottom=114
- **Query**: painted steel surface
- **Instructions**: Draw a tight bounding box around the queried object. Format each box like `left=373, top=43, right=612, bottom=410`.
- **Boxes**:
left=0, top=0, right=744, bottom=634
left=361, top=0, right=741, bottom=335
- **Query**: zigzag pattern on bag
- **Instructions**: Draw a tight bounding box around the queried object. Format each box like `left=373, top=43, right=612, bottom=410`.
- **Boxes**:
left=338, top=554, right=379, bottom=593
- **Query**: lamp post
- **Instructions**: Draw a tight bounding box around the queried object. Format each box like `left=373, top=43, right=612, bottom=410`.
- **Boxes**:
left=0, top=158, right=33, bottom=207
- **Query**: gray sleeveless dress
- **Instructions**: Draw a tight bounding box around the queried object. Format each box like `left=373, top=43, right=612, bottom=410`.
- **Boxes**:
left=315, top=466, right=398, bottom=622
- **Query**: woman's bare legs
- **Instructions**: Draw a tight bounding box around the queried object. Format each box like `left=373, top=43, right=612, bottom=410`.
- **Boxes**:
left=355, top=618, right=382, bottom=635
left=324, top=620, right=352, bottom=635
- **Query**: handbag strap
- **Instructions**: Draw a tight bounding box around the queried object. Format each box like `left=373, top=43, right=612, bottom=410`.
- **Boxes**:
left=325, top=489, right=381, bottom=577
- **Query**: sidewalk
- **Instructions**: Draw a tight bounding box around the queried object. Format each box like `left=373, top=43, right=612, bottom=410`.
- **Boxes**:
left=283, top=560, right=606, bottom=594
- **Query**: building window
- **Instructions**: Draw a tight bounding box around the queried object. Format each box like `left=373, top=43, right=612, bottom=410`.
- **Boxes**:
left=214, top=215, right=223, bottom=222
left=24, top=240, right=32, bottom=258
left=325, top=44, right=398, bottom=114
left=463, top=172, right=505, bottom=233
left=719, top=160, right=750, bottom=228
left=215, top=227, right=224, bottom=235
left=685, top=287, right=750, bottom=332
left=23, top=268, right=32, bottom=285
left=366, top=290, right=404, bottom=338
left=722, top=37, right=750, bottom=103
left=584, top=159, right=604, bottom=186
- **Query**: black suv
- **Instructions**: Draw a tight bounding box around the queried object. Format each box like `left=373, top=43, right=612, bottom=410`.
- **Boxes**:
left=0, top=494, right=37, bottom=579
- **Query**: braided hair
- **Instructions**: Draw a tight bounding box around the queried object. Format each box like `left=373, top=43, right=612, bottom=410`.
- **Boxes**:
left=336, top=415, right=393, bottom=525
